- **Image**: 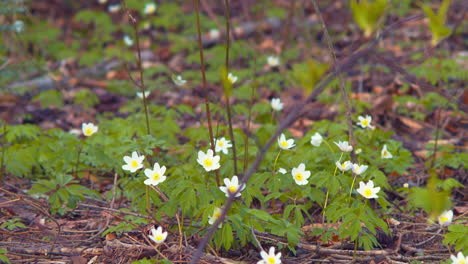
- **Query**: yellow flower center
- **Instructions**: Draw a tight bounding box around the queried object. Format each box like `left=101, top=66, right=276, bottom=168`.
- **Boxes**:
left=295, top=173, right=303, bottom=181
left=383, top=151, right=389, bottom=157
left=228, top=185, right=237, bottom=193
left=281, top=141, right=288, bottom=147
left=131, top=160, right=139, bottom=168
left=361, top=120, right=369, bottom=126
left=218, top=142, right=224, bottom=147
left=267, top=257, right=276, bottom=264
left=84, top=127, right=93, bottom=136
left=214, top=212, right=221, bottom=218
left=439, top=216, right=449, bottom=224
left=363, top=188, right=372, bottom=198
left=203, top=159, right=213, bottom=167
left=155, top=235, right=163, bottom=241
left=152, top=173, right=160, bottom=181
left=459, top=260, right=465, bottom=264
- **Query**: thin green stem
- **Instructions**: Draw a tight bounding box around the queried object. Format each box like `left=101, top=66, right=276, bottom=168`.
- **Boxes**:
left=194, top=0, right=219, bottom=186
left=0, top=121, right=5, bottom=185
left=243, top=58, right=257, bottom=172
left=223, top=0, right=238, bottom=175
left=272, top=150, right=282, bottom=172
left=323, top=139, right=334, bottom=153
left=310, top=0, right=357, bottom=164
left=323, top=152, right=343, bottom=220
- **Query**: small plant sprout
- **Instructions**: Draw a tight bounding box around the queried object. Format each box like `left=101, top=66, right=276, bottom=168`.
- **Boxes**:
left=214, top=137, right=232, bottom=154
left=208, top=28, right=220, bottom=39
left=381, top=144, right=393, bottom=159
left=357, top=115, right=374, bottom=129
left=172, top=75, right=187, bottom=86
left=122, top=151, right=145, bottom=173
left=450, top=252, right=468, bottom=264
left=143, top=2, right=157, bottom=15
left=267, top=56, right=280, bottom=67
left=291, top=163, right=310, bottom=185
left=334, top=141, right=353, bottom=152
left=227, top=72, right=238, bottom=84
left=197, top=149, right=220, bottom=172
left=148, top=226, right=167, bottom=244
left=357, top=180, right=381, bottom=199
left=82, top=123, right=98, bottom=136
left=270, top=98, right=284, bottom=111
left=144, top=162, right=167, bottom=186
left=219, top=175, right=245, bottom=198
left=310, top=132, right=323, bottom=147
left=208, top=207, right=222, bottom=228
left=108, top=4, right=121, bottom=13
left=277, top=134, right=295, bottom=150
left=438, top=210, right=453, bottom=226
left=352, top=163, right=368, bottom=175
left=278, top=168, right=287, bottom=174
left=336, top=160, right=353, bottom=172
left=257, top=247, right=282, bottom=264
left=123, top=35, right=133, bottom=46
left=136, top=91, right=150, bottom=99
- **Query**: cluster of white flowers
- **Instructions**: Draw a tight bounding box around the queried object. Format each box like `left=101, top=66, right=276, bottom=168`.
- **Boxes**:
left=335, top=161, right=368, bottom=175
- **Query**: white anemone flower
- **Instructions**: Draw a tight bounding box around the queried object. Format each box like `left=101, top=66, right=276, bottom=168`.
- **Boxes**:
left=214, top=137, right=232, bottom=154
left=310, top=132, right=323, bottom=147
left=143, top=2, right=157, bottom=15
left=267, top=56, right=280, bottom=67
left=108, top=4, right=121, bottom=13
left=352, top=163, right=368, bottom=175
left=381, top=144, right=393, bottom=159
left=334, top=141, right=353, bottom=152
left=227, top=72, right=238, bottom=84
left=219, top=175, right=245, bottom=198
left=82, top=123, right=98, bottom=136
left=357, top=115, right=374, bottom=129
left=357, top=180, right=381, bottom=199
left=197, top=149, right=220, bottom=172
left=355, top=148, right=362, bottom=154
left=277, top=133, right=295, bottom=150
left=438, top=210, right=453, bottom=226
left=257, top=247, right=282, bottom=264
left=291, top=163, right=310, bottom=185
left=136, top=91, right=150, bottom=99
left=148, top=226, right=167, bottom=244
left=172, top=75, right=187, bottom=86
left=98, top=0, right=108, bottom=4
left=270, top=98, right=284, bottom=111
left=208, top=207, right=223, bottom=228
left=144, top=162, right=167, bottom=186
left=122, top=151, right=145, bottom=173
left=13, top=20, right=24, bottom=33
left=123, top=35, right=133, bottom=46
left=336, top=160, right=353, bottom=172
left=450, top=252, right=468, bottom=264
left=278, top=168, right=287, bottom=174
left=209, top=28, right=220, bottom=39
